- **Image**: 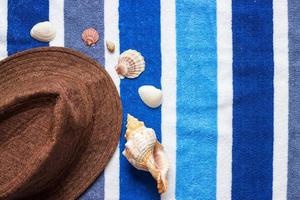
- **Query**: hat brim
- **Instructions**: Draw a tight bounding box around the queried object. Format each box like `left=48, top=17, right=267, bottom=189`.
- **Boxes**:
left=0, top=47, right=122, bottom=200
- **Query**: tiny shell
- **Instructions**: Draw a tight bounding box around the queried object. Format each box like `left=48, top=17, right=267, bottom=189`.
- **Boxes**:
left=138, top=85, right=162, bottom=108
left=115, top=49, right=145, bottom=79
left=82, top=28, right=99, bottom=46
left=106, top=40, right=115, bottom=53
left=122, top=114, right=169, bottom=193
left=30, top=21, right=56, bottom=42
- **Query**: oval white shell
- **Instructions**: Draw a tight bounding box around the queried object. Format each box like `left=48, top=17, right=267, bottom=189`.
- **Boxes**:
left=115, top=49, right=145, bottom=79
left=138, top=85, right=162, bottom=108
left=122, top=114, right=169, bottom=193
left=30, top=21, right=56, bottom=42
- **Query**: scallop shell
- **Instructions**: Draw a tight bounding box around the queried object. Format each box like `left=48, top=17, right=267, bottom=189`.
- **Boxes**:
left=30, top=21, right=56, bottom=42
left=115, top=49, right=145, bottom=79
left=138, top=85, right=162, bottom=108
left=106, top=40, right=115, bottom=53
left=82, top=28, right=99, bottom=46
left=122, top=114, right=169, bottom=193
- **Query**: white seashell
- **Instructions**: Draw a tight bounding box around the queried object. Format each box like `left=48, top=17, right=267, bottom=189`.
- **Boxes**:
left=115, top=49, right=145, bottom=79
left=30, top=21, right=56, bottom=42
left=122, top=114, right=169, bottom=193
left=138, top=85, right=162, bottom=108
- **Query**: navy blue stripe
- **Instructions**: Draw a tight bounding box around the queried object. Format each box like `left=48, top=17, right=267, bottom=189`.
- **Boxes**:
left=119, top=0, right=161, bottom=199
left=63, top=0, right=105, bottom=199
left=232, top=0, right=274, bottom=199
left=7, top=0, right=49, bottom=55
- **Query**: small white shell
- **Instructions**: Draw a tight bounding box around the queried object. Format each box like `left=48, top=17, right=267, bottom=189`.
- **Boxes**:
left=106, top=40, right=115, bottom=53
left=138, top=85, right=162, bottom=108
left=122, top=114, right=169, bottom=193
left=115, top=49, right=145, bottom=79
left=30, top=21, right=56, bottom=42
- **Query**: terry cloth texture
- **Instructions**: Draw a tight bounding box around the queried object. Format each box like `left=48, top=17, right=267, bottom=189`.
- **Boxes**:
left=0, top=0, right=297, bottom=200
left=0, top=47, right=122, bottom=200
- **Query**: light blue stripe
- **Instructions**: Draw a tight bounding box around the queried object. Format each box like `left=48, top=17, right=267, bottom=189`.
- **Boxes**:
left=176, top=0, right=217, bottom=199
left=64, top=0, right=105, bottom=199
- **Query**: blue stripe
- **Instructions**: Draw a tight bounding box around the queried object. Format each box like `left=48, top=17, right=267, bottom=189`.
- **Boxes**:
left=288, top=0, right=300, bottom=199
left=7, top=0, right=49, bottom=55
left=232, top=0, right=274, bottom=199
left=79, top=175, right=105, bottom=200
left=63, top=0, right=105, bottom=199
left=64, top=0, right=104, bottom=62
left=175, top=0, right=217, bottom=199
left=119, top=0, right=161, bottom=199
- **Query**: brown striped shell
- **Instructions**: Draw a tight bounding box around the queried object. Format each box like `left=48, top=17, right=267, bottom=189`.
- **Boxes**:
left=115, top=50, right=145, bottom=79
left=82, top=28, right=99, bottom=46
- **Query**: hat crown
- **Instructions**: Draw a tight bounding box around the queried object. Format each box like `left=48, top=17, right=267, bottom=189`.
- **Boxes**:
left=0, top=79, right=93, bottom=199
left=0, top=47, right=122, bottom=200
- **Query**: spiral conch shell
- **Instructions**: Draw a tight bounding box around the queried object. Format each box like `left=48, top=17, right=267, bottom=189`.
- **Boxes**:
left=123, top=114, right=169, bottom=193
left=115, top=50, right=145, bottom=79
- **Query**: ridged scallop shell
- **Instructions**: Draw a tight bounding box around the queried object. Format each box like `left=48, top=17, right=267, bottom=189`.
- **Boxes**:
left=138, top=85, right=162, bottom=108
left=30, top=21, right=56, bottom=42
left=82, top=28, right=99, bottom=46
left=115, top=50, right=145, bottom=79
left=123, top=114, right=169, bottom=193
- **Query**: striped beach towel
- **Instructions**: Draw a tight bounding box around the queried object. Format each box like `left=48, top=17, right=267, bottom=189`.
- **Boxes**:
left=0, top=0, right=297, bottom=199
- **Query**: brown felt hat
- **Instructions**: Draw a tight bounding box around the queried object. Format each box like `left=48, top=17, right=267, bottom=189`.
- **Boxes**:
left=0, top=47, right=122, bottom=200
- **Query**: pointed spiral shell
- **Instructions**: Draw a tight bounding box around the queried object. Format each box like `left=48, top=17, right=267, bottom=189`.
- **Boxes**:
left=122, top=114, right=169, bottom=193
left=123, top=127, right=157, bottom=170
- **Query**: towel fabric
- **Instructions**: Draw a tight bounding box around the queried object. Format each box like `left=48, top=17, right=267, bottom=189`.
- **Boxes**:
left=0, top=0, right=297, bottom=200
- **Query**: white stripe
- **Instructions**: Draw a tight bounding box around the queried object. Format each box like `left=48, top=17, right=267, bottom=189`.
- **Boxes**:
left=161, top=0, right=177, bottom=199
left=49, top=0, right=64, bottom=46
left=0, top=0, right=8, bottom=59
left=104, top=0, right=120, bottom=199
left=273, top=0, right=289, bottom=199
left=216, top=0, right=232, bottom=199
